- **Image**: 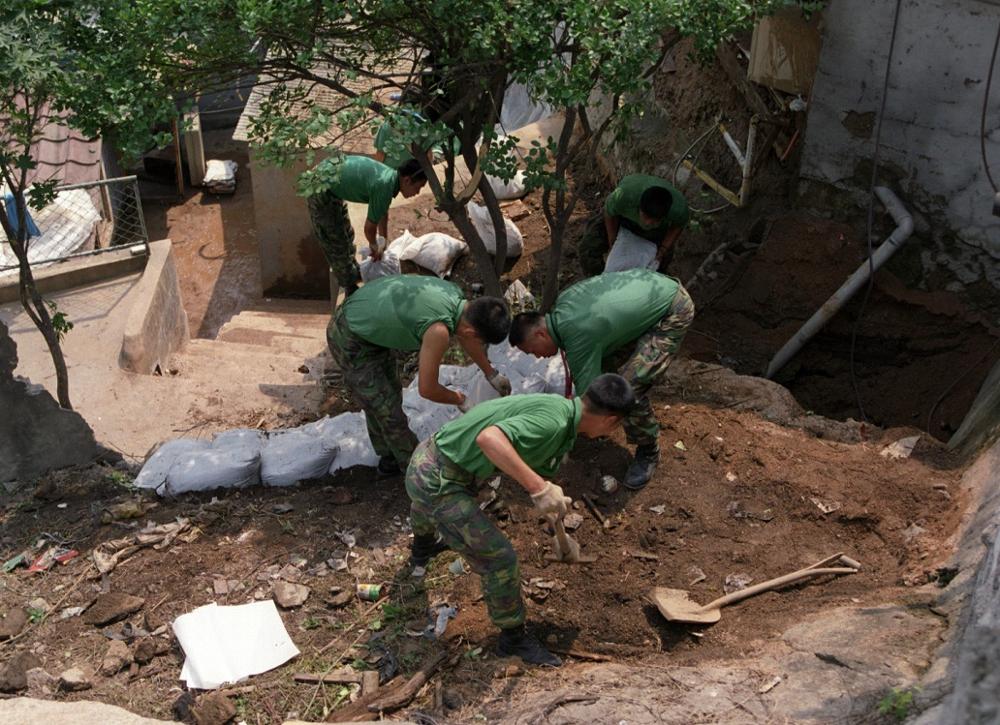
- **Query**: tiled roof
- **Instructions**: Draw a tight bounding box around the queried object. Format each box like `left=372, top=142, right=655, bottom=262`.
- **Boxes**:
left=233, top=61, right=406, bottom=155
left=25, top=105, right=103, bottom=187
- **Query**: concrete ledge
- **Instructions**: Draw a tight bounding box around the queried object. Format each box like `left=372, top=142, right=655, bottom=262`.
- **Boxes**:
left=0, top=245, right=147, bottom=304
left=119, top=239, right=189, bottom=374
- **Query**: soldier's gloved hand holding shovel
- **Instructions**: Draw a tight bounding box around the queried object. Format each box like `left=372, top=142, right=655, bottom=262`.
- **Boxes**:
left=487, top=370, right=512, bottom=396
left=531, top=481, right=571, bottom=517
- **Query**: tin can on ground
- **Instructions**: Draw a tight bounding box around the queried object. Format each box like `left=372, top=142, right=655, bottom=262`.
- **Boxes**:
left=600, top=475, right=619, bottom=494
left=356, top=583, right=383, bottom=601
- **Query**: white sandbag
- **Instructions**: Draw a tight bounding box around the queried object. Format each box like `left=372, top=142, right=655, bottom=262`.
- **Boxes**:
left=164, top=445, right=261, bottom=495
left=260, top=429, right=339, bottom=486
left=359, top=248, right=402, bottom=281
left=212, top=428, right=265, bottom=451
left=468, top=203, right=524, bottom=258
left=487, top=170, right=527, bottom=200
left=311, top=413, right=379, bottom=473
left=604, top=226, right=657, bottom=273
left=388, top=229, right=467, bottom=277
left=134, top=438, right=211, bottom=492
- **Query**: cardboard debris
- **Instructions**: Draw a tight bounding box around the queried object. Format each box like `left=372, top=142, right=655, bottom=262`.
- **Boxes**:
left=747, top=7, right=822, bottom=96
left=92, top=518, right=195, bottom=574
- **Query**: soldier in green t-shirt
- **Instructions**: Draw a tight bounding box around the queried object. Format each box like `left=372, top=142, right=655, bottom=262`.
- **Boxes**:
left=508, top=269, right=695, bottom=490
left=577, top=174, right=690, bottom=277
left=306, top=155, right=428, bottom=297
left=405, top=374, right=635, bottom=666
left=328, top=275, right=514, bottom=477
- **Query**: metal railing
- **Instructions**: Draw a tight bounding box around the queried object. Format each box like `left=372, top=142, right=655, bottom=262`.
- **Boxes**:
left=0, top=175, right=149, bottom=272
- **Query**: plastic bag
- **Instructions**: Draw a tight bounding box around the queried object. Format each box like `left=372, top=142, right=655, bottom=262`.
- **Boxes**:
left=212, top=428, right=265, bottom=451
left=134, top=439, right=211, bottom=492
left=164, top=446, right=261, bottom=495
left=260, top=429, right=339, bottom=486
left=359, top=248, right=402, bottom=282
left=311, top=413, right=380, bottom=474
left=604, top=227, right=657, bottom=273
left=468, top=203, right=524, bottom=258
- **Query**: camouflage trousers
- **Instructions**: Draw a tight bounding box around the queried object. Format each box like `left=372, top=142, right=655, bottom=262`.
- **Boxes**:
left=327, top=308, right=417, bottom=467
left=308, top=191, right=360, bottom=294
left=406, top=439, right=525, bottom=630
left=577, top=212, right=674, bottom=277
left=617, top=283, right=695, bottom=448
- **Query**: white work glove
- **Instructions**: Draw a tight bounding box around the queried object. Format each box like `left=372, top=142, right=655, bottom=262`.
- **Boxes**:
left=530, top=481, right=572, bottom=518
left=487, top=371, right=512, bottom=397
left=370, top=234, right=386, bottom=262
left=456, top=393, right=473, bottom=413
left=375, top=234, right=386, bottom=250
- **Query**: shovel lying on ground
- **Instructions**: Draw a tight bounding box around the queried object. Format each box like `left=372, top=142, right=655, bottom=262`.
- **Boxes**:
left=650, top=552, right=861, bottom=625
left=545, top=514, right=596, bottom=564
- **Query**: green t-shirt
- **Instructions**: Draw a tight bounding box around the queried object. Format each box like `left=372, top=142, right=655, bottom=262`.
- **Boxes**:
left=604, top=174, right=689, bottom=236
left=317, top=155, right=399, bottom=223
left=434, top=394, right=583, bottom=480
left=374, top=111, right=422, bottom=169
left=343, top=275, right=466, bottom=350
left=547, top=269, right=680, bottom=394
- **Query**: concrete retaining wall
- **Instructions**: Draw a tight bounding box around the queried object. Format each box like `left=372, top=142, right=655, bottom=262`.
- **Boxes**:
left=119, top=239, right=189, bottom=374
left=800, top=0, right=1000, bottom=309
left=0, top=246, right=147, bottom=305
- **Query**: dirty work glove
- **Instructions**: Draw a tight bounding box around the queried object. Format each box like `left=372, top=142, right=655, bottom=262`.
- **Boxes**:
left=370, top=234, right=386, bottom=262
left=456, top=393, right=473, bottom=413
left=531, top=481, right=571, bottom=518
left=487, top=371, right=512, bottom=396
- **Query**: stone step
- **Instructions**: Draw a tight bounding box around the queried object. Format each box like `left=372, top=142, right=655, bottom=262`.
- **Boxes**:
left=247, top=298, right=332, bottom=316
left=169, top=339, right=322, bottom=385
left=231, top=310, right=330, bottom=332
left=179, top=337, right=327, bottom=365
left=215, top=325, right=327, bottom=356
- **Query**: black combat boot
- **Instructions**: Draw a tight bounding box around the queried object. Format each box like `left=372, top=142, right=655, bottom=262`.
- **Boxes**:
left=623, top=444, right=659, bottom=490
left=496, top=626, right=562, bottom=667
left=376, top=456, right=402, bottom=478
left=409, top=533, right=450, bottom=571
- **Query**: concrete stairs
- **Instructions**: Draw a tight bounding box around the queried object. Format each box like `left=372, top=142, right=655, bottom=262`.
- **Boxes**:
left=168, top=299, right=331, bottom=388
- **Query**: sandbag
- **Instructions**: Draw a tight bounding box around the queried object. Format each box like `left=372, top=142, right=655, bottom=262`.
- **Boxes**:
left=134, top=438, right=211, bottom=492
left=359, top=246, right=402, bottom=282
left=487, top=170, right=527, bottom=201
left=212, top=428, right=265, bottom=451
left=468, top=203, right=524, bottom=258
left=311, top=413, right=380, bottom=474
left=260, top=429, right=339, bottom=486
left=603, top=226, right=657, bottom=273
left=164, top=446, right=261, bottom=495
left=388, top=230, right=467, bottom=277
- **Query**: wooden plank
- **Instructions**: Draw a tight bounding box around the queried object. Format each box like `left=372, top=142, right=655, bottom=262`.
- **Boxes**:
left=715, top=43, right=774, bottom=122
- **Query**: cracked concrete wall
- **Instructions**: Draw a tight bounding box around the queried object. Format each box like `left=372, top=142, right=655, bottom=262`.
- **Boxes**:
left=800, top=0, right=1000, bottom=307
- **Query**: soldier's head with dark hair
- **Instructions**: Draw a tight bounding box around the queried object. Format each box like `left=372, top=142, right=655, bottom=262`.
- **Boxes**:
left=462, top=297, right=510, bottom=345
left=639, top=186, right=672, bottom=226
left=508, top=311, right=557, bottom=357
left=398, top=158, right=428, bottom=198
left=578, top=373, right=634, bottom=439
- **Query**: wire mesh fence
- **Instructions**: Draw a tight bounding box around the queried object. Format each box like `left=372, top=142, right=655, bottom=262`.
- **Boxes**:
left=0, top=175, right=149, bottom=273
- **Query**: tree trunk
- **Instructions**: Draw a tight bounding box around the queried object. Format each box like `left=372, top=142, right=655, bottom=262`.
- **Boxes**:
left=448, top=205, right=502, bottom=297
left=542, top=218, right=566, bottom=312
left=16, top=249, right=72, bottom=409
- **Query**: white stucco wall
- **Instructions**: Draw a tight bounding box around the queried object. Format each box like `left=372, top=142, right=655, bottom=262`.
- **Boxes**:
left=801, top=0, right=1000, bottom=296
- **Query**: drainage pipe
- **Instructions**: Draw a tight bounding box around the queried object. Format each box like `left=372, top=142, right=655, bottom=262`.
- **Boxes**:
left=764, top=187, right=914, bottom=379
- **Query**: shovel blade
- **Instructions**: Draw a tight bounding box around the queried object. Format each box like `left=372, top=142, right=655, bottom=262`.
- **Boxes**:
left=650, top=587, right=722, bottom=624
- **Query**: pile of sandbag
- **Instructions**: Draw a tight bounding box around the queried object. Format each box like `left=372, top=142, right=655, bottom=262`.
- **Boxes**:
left=135, top=424, right=339, bottom=496
left=359, top=229, right=468, bottom=282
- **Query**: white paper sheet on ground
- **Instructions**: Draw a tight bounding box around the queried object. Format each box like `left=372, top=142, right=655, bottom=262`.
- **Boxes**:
left=173, top=601, right=299, bottom=689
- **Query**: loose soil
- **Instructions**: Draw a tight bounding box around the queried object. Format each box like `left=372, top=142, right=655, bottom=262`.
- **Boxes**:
left=0, top=399, right=964, bottom=722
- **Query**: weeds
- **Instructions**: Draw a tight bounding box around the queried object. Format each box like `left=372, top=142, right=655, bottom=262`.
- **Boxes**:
left=27, top=607, right=46, bottom=624
left=878, top=687, right=917, bottom=722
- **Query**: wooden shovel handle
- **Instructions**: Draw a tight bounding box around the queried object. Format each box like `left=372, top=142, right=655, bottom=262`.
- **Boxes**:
left=700, top=567, right=858, bottom=612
